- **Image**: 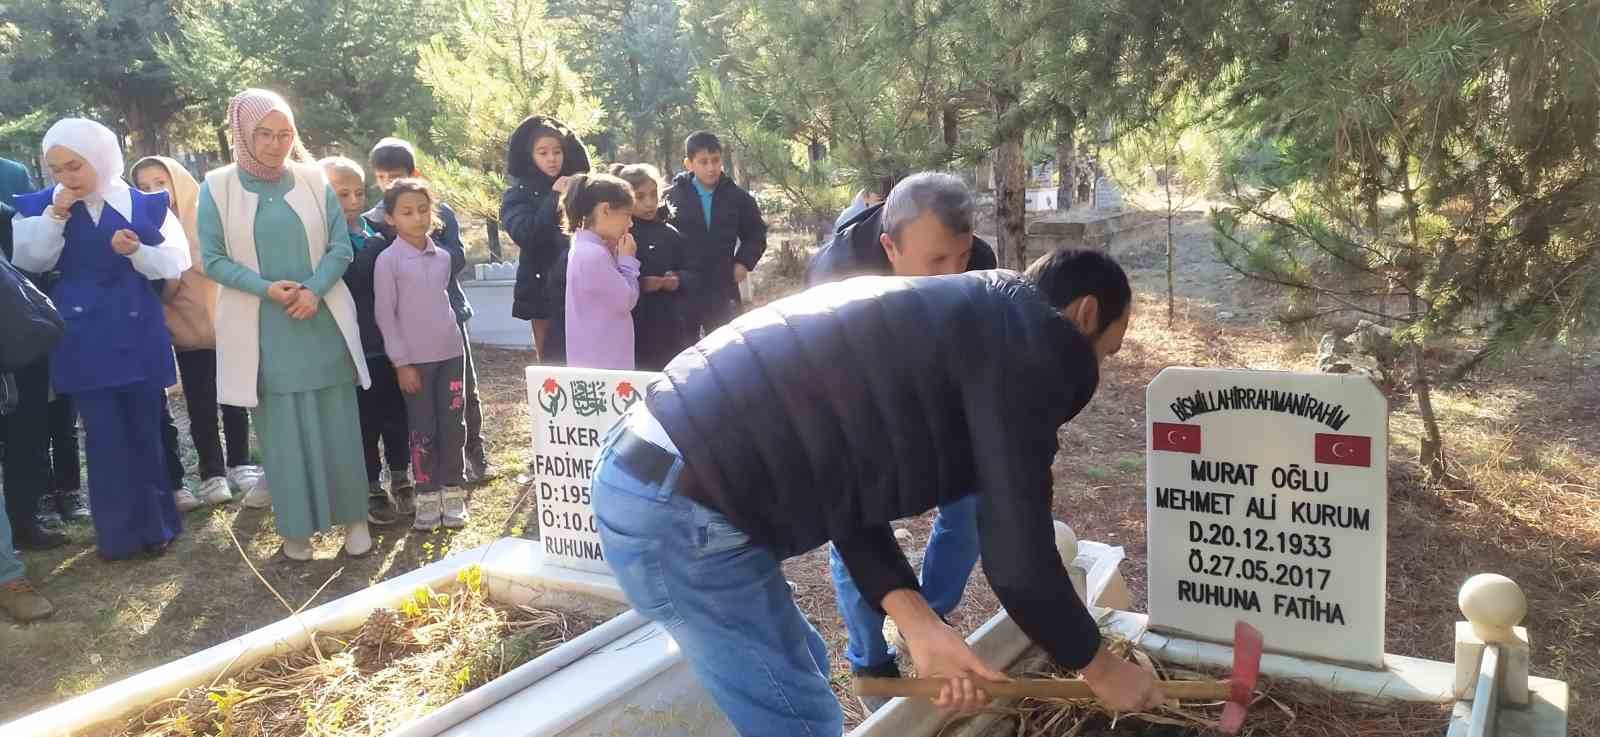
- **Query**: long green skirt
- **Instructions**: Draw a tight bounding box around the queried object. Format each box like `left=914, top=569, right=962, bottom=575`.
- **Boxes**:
left=254, top=383, right=368, bottom=538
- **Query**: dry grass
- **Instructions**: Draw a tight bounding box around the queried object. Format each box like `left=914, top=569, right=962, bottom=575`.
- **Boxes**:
left=958, top=634, right=1450, bottom=737
left=94, top=565, right=594, bottom=737
left=0, top=345, right=544, bottom=724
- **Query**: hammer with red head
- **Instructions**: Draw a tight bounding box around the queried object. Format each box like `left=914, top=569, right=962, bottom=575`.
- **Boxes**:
left=855, top=621, right=1264, bottom=734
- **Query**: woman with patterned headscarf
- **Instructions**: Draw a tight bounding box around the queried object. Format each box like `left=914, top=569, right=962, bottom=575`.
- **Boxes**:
left=10, top=118, right=192, bottom=561
left=197, top=89, right=373, bottom=561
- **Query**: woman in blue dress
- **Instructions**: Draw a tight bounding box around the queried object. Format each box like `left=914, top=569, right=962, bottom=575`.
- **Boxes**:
left=10, top=119, right=192, bottom=560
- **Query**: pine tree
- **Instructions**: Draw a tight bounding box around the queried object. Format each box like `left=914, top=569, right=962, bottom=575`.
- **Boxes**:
left=1108, top=92, right=1215, bottom=325
left=414, top=0, right=599, bottom=172
left=0, top=0, right=184, bottom=156
left=549, top=0, right=699, bottom=170
left=161, top=0, right=453, bottom=151
left=682, top=0, right=975, bottom=236
left=1211, top=0, right=1600, bottom=481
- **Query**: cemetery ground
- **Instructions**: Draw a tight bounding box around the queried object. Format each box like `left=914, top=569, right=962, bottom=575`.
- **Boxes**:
left=1, top=217, right=1595, bottom=736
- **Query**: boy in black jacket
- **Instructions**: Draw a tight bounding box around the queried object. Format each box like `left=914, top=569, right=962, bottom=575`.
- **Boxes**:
left=499, top=115, right=591, bottom=365
left=664, top=131, right=768, bottom=336
left=611, top=163, right=699, bottom=370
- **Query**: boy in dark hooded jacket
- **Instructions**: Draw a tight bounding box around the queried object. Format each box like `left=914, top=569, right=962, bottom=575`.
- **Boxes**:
left=500, top=115, right=591, bottom=365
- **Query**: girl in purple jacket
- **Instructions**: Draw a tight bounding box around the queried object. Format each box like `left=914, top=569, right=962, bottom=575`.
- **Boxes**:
left=561, top=174, right=640, bottom=370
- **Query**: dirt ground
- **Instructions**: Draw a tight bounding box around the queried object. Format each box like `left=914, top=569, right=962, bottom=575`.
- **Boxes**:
left=2, top=214, right=1595, bottom=736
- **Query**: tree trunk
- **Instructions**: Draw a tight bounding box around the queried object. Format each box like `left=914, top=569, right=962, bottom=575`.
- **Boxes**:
left=1410, top=293, right=1446, bottom=483
left=627, top=56, right=648, bottom=160
left=1397, top=149, right=1447, bottom=483
left=942, top=104, right=960, bottom=152
left=1165, top=174, right=1176, bottom=325
left=1055, top=107, right=1077, bottom=211
left=216, top=125, right=232, bottom=162
left=658, top=124, right=675, bottom=174
left=992, top=89, right=1030, bottom=268
left=486, top=220, right=502, bottom=261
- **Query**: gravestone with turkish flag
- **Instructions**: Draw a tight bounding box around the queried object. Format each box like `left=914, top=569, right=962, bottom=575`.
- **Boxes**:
left=1145, top=367, right=1389, bottom=667
left=526, top=366, right=663, bottom=574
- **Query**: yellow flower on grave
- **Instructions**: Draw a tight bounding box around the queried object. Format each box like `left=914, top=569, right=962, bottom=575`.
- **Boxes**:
left=457, top=565, right=483, bottom=595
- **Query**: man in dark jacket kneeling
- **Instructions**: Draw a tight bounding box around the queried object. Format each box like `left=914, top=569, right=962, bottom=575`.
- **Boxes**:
left=592, top=248, right=1159, bottom=736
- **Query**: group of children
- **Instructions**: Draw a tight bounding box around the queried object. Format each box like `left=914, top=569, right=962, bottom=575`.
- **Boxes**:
left=0, top=98, right=770, bottom=622
left=320, top=139, right=486, bottom=531
left=501, top=123, right=768, bottom=370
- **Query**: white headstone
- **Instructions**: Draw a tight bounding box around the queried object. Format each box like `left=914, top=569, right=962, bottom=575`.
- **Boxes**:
left=527, top=366, right=664, bottom=574
left=1145, top=367, right=1388, bottom=667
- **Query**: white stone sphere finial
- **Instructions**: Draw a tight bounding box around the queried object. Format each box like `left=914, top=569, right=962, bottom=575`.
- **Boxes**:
left=1458, top=573, right=1526, bottom=642
left=1053, top=520, right=1078, bottom=567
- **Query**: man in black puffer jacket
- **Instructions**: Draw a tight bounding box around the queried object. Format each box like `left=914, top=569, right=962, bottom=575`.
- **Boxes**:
left=804, top=172, right=1000, bottom=713
left=591, top=248, right=1160, bottom=736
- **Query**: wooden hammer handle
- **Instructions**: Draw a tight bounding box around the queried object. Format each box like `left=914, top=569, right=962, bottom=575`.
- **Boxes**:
left=854, top=677, right=1233, bottom=701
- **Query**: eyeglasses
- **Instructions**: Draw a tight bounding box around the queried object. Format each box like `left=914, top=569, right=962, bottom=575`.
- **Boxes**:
left=254, top=130, right=295, bottom=145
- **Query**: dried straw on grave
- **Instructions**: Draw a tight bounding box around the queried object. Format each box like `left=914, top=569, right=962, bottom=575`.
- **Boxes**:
left=102, top=566, right=595, bottom=737
left=939, top=633, right=1452, bottom=737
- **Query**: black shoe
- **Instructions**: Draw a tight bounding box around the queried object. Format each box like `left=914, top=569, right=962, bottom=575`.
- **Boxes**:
left=852, top=661, right=902, bottom=715
left=143, top=541, right=171, bottom=559
left=367, top=486, right=401, bottom=526
left=34, top=510, right=64, bottom=531
left=12, top=524, right=68, bottom=551
left=56, top=491, right=90, bottom=521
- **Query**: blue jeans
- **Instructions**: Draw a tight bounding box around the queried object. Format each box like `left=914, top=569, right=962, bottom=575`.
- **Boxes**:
left=593, top=442, right=843, bottom=737
left=0, top=491, right=25, bottom=585
left=829, top=495, right=979, bottom=670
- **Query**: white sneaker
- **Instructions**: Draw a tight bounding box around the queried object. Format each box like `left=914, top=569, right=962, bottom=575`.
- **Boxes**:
left=198, top=476, right=233, bottom=505
left=282, top=535, right=313, bottom=561
left=344, top=520, right=373, bottom=557
left=413, top=491, right=443, bottom=532
left=241, top=475, right=272, bottom=509
left=442, top=487, right=468, bottom=529
left=227, top=465, right=265, bottom=491
left=174, top=488, right=202, bottom=513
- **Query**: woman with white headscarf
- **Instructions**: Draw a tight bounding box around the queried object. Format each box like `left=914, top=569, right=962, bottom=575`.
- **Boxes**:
left=197, top=89, right=372, bottom=561
left=10, top=118, right=191, bottom=561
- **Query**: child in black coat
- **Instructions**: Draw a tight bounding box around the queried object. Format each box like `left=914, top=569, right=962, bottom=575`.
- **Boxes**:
left=610, top=164, right=698, bottom=370
left=500, top=115, right=591, bottom=364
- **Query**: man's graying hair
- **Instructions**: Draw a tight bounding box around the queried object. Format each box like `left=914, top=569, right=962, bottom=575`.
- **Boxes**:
left=881, top=172, right=974, bottom=241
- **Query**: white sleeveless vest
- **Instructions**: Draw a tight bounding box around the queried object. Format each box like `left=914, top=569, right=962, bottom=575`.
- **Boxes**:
left=205, top=163, right=370, bottom=407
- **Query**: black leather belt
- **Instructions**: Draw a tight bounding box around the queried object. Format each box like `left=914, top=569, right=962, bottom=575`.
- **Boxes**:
left=612, top=428, right=680, bottom=488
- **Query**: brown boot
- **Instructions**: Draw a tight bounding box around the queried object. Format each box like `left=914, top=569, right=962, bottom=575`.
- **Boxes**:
left=0, top=578, right=56, bottom=622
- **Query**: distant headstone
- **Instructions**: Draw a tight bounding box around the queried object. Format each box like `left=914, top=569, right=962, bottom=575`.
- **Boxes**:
left=1093, top=176, right=1122, bottom=211
left=527, top=366, right=663, bottom=574
left=1146, top=367, right=1388, bottom=667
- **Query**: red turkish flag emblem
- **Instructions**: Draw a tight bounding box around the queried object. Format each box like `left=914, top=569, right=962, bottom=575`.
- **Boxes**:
left=1315, top=433, right=1371, bottom=467
left=1152, top=422, right=1202, bottom=453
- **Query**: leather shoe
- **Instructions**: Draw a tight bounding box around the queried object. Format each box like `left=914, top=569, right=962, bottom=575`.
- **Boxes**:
left=12, top=524, right=68, bottom=551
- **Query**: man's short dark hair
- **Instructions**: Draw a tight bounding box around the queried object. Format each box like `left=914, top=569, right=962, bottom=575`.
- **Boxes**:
left=685, top=131, right=722, bottom=159
left=1025, top=248, right=1133, bottom=334
left=369, top=137, right=417, bottom=173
